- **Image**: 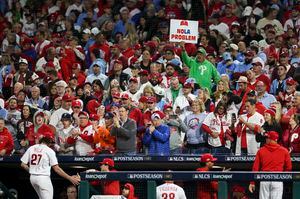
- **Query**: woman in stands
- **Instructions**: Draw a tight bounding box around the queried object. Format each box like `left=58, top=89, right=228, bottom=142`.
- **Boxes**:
left=197, top=87, right=215, bottom=112
left=183, top=99, right=208, bottom=154
left=17, top=105, right=35, bottom=153
left=213, top=79, right=230, bottom=105
left=202, top=102, right=232, bottom=154
left=256, top=109, right=282, bottom=147
left=282, top=114, right=300, bottom=154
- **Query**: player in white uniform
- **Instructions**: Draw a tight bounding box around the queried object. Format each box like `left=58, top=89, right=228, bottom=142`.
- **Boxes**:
left=156, top=181, right=187, bottom=199
left=20, top=136, right=80, bottom=199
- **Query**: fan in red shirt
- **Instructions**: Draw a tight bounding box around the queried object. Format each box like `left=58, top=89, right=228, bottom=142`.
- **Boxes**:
left=249, top=131, right=292, bottom=199
left=120, top=38, right=134, bottom=59
left=89, top=32, right=110, bottom=63
left=0, top=118, right=14, bottom=156
left=165, top=0, right=183, bottom=19
left=220, top=4, right=238, bottom=27
left=196, top=153, right=218, bottom=199
left=120, top=93, right=143, bottom=127
left=69, top=63, right=86, bottom=87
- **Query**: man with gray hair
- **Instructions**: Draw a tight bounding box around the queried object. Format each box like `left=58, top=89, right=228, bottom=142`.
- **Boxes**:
left=26, top=86, right=48, bottom=110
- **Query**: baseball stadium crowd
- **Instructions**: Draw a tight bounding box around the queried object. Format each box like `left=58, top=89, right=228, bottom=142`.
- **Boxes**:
left=0, top=0, right=299, bottom=157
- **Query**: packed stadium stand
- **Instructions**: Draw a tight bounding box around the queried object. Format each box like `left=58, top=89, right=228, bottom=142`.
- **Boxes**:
left=0, top=0, right=299, bottom=198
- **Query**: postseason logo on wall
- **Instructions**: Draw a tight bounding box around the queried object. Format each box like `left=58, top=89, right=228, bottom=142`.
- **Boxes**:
left=169, top=19, right=199, bottom=44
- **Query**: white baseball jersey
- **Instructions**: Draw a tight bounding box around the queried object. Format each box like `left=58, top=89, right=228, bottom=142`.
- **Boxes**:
left=74, top=125, right=94, bottom=156
left=235, top=112, right=265, bottom=155
left=156, top=183, right=187, bottom=199
left=202, top=112, right=232, bottom=148
left=21, top=144, right=58, bottom=176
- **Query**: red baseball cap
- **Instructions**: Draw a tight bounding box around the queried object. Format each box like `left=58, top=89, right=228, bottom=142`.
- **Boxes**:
left=35, top=111, right=45, bottom=118
left=264, top=109, right=275, bottom=117
left=112, top=92, right=121, bottom=99
left=130, top=57, right=138, bottom=65
left=134, top=44, right=142, bottom=50
left=138, top=70, right=149, bottom=76
left=139, top=96, right=148, bottom=103
left=21, top=37, right=32, bottom=46
left=147, top=96, right=156, bottom=103
left=72, top=100, right=81, bottom=107
left=183, top=82, right=193, bottom=89
left=200, top=153, right=217, bottom=163
left=144, top=41, right=156, bottom=49
left=265, top=131, right=279, bottom=141
left=151, top=111, right=165, bottom=120
left=89, top=113, right=100, bottom=121
left=286, top=78, right=297, bottom=86
left=78, top=111, right=89, bottom=118
left=99, top=158, right=115, bottom=167
left=114, top=59, right=123, bottom=65
left=121, top=93, right=130, bottom=100
left=163, top=104, right=173, bottom=111
left=62, top=94, right=74, bottom=101
left=129, top=77, right=138, bottom=83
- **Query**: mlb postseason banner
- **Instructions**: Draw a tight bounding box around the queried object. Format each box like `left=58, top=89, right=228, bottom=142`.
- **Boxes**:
left=1, top=155, right=300, bottom=163
left=81, top=171, right=300, bottom=182
left=169, top=19, right=199, bottom=44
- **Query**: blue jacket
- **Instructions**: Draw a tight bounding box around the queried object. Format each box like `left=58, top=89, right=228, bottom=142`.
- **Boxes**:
left=270, top=79, right=287, bottom=95
left=234, top=62, right=252, bottom=73
left=143, top=124, right=170, bottom=155
left=217, top=61, right=237, bottom=80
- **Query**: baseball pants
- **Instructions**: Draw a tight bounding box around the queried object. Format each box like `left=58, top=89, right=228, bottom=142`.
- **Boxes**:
left=259, top=181, right=283, bottom=199
left=30, top=175, right=53, bottom=199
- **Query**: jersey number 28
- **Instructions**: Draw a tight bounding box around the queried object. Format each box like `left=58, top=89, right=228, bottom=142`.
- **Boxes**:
left=162, top=193, right=175, bottom=199
left=31, top=154, right=42, bottom=165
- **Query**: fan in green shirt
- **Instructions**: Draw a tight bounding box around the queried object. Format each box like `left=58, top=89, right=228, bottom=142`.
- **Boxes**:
left=180, top=42, right=220, bottom=93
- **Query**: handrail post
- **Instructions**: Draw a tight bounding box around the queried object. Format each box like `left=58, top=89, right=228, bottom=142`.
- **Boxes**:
left=218, top=181, right=228, bottom=199
left=79, top=181, right=90, bottom=199
left=293, top=182, right=300, bottom=199
left=147, top=180, right=156, bottom=199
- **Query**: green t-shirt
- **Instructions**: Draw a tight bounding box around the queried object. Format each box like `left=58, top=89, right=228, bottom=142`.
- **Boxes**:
left=181, top=51, right=220, bottom=93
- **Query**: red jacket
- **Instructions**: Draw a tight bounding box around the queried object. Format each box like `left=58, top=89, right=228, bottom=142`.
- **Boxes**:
left=196, top=167, right=218, bottom=199
left=122, top=48, right=134, bottom=59
left=101, top=169, right=120, bottom=195
left=252, top=143, right=292, bottom=172
left=89, top=43, right=110, bottom=62
left=90, top=169, right=120, bottom=195
left=129, top=107, right=143, bottom=127
left=25, top=124, right=54, bottom=146
left=0, top=127, right=14, bottom=155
